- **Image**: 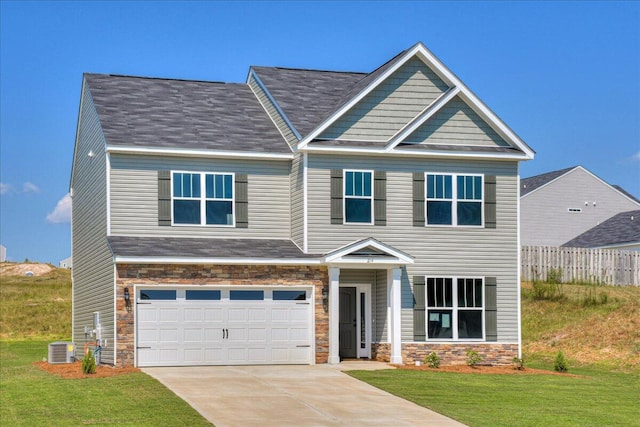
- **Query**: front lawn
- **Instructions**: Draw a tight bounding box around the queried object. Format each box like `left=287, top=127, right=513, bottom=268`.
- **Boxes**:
left=349, top=367, right=639, bottom=427
left=0, top=340, right=211, bottom=426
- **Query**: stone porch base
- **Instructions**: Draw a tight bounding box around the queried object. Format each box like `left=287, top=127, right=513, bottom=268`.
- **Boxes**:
left=372, top=342, right=519, bottom=366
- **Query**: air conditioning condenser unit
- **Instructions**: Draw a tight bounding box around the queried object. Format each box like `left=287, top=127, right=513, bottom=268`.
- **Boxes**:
left=48, top=342, right=76, bottom=364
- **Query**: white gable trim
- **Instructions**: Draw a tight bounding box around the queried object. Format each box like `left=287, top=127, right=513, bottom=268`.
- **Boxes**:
left=384, top=86, right=461, bottom=151
left=106, top=145, right=294, bottom=160
left=324, top=237, right=414, bottom=265
left=298, top=42, right=534, bottom=160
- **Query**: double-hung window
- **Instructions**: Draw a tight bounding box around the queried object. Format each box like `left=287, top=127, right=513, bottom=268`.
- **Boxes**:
left=426, top=173, right=483, bottom=226
left=426, top=277, right=484, bottom=340
left=425, top=277, right=484, bottom=340
left=172, top=172, right=234, bottom=226
left=344, top=170, right=373, bottom=224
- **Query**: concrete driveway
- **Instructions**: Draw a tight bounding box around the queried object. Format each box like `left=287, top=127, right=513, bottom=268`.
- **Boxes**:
left=143, top=363, right=465, bottom=427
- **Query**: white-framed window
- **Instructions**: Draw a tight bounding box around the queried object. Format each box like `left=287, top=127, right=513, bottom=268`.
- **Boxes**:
left=172, top=172, right=234, bottom=226
left=426, top=173, right=483, bottom=226
left=426, top=277, right=484, bottom=340
left=344, top=170, right=373, bottom=224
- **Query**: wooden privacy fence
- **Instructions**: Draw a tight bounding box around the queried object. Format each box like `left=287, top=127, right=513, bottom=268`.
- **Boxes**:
left=521, top=246, right=640, bottom=286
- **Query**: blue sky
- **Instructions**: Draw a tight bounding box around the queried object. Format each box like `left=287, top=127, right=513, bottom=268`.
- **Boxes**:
left=1, top=1, right=638, bottom=264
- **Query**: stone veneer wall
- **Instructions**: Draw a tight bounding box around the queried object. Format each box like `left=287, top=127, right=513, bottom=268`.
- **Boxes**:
left=115, top=264, right=328, bottom=367
left=372, top=343, right=519, bottom=366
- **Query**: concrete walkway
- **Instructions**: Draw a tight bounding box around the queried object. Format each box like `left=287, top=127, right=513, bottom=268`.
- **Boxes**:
left=143, top=363, right=465, bottom=427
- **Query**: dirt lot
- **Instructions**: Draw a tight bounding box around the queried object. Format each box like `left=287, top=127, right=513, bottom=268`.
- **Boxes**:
left=0, top=262, right=55, bottom=276
left=34, top=361, right=140, bottom=379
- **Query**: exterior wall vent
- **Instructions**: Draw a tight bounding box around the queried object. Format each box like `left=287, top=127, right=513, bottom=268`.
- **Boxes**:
left=48, top=342, right=76, bottom=364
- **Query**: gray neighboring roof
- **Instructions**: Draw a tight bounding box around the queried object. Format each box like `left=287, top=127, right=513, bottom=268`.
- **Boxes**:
left=85, top=74, right=291, bottom=154
left=612, top=185, right=640, bottom=204
left=562, top=210, right=640, bottom=248
left=521, top=166, right=577, bottom=196
left=107, top=236, right=319, bottom=259
left=251, top=66, right=366, bottom=137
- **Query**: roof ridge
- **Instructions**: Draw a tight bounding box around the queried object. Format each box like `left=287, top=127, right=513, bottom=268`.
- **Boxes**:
left=85, top=72, right=236, bottom=85
left=251, top=65, right=366, bottom=75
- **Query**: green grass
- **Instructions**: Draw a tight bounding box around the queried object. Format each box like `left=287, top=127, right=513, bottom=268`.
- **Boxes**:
left=1, top=267, right=72, bottom=340
left=349, top=368, right=640, bottom=427
left=0, top=340, right=212, bottom=426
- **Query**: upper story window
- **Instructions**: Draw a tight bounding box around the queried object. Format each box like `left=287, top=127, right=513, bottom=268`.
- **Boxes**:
left=344, top=170, right=373, bottom=224
left=426, top=173, right=483, bottom=226
left=426, top=277, right=484, bottom=340
left=172, top=172, right=234, bottom=226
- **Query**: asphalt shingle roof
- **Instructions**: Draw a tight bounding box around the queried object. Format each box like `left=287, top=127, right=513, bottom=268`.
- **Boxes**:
left=85, top=74, right=291, bottom=153
left=107, top=236, right=319, bottom=259
left=562, top=210, right=640, bottom=248
left=250, top=66, right=366, bottom=137
left=520, top=166, right=577, bottom=196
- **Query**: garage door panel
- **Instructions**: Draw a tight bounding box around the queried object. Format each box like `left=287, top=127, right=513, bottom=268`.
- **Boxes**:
left=137, top=288, right=311, bottom=367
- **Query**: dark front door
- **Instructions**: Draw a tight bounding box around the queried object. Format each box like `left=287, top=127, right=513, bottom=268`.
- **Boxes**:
left=339, top=287, right=357, bottom=359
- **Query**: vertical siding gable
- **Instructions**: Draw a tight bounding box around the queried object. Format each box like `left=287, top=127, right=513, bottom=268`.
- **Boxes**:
left=319, top=57, right=450, bottom=141
left=405, top=96, right=510, bottom=147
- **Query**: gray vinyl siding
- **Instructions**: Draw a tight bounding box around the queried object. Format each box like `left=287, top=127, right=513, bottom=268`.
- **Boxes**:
left=248, top=73, right=298, bottom=149
left=109, top=155, right=291, bottom=239
left=405, top=96, right=510, bottom=147
left=521, top=168, right=640, bottom=246
left=291, top=153, right=305, bottom=249
left=320, top=57, right=449, bottom=141
left=308, top=154, right=520, bottom=342
left=71, top=83, right=115, bottom=364
left=375, top=269, right=388, bottom=342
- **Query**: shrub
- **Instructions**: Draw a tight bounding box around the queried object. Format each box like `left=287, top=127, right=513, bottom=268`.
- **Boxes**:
left=425, top=352, right=441, bottom=368
left=554, top=351, right=569, bottom=373
left=531, top=280, right=565, bottom=301
left=82, top=349, right=96, bottom=374
left=512, top=356, right=525, bottom=370
left=466, top=350, right=483, bottom=367
left=546, top=268, right=563, bottom=284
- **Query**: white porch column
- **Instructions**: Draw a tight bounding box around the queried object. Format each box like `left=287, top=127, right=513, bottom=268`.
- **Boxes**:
left=389, top=267, right=403, bottom=365
left=328, top=266, right=340, bottom=364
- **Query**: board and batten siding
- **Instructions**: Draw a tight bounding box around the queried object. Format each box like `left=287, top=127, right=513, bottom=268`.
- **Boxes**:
left=248, top=72, right=299, bottom=149
left=290, top=153, right=305, bottom=250
left=109, top=155, right=292, bottom=239
left=405, top=96, right=511, bottom=147
left=71, top=82, right=116, bottom=364
left=521, top=168, right=640, bottom=247
left=319, top=57, right=450, bottom=141
left=307, top=154, right=520, bottom=342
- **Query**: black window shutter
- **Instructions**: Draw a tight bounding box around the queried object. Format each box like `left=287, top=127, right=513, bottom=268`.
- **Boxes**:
left=485, top=276, right=497, bottom=341
left=158, top=171, right=171, bottom=226
left=413, top=276, right=426, bottom=341
left=374, top=171, right=386, bottom=226
left=235, top=174, right=248, bottom=228
left=413, top=172, right=425, bottom=226
left=330, top=169, right=343, bottom=224
left=485, top=175, right=497, bottom=229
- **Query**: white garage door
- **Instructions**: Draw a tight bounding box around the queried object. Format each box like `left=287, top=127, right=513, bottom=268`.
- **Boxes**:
left=136, top=287, right=312, bottom=367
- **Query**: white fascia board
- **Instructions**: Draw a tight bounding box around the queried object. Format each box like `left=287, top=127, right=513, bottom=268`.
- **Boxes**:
left=384, top=87, right=461, bottom=151
left=114, top=256, right=323, bottom=265
left=298, top=44, right=423, bottom=149
left=106, top=145, right=294, bottom=160
left=248, top=69, right=303, bottom=141
left=302, top=145, right=530, bottom=161
left=576, top=166, right=640, bottom=207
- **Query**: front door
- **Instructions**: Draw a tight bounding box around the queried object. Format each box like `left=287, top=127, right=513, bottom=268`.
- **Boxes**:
left=339, top=287, right=357, bottom=359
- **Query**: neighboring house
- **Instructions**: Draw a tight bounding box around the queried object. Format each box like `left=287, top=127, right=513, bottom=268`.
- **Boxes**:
left=70, top=42, right=535, bottom=368
left=0, top=244, right=6, bottom=262
left=59, top=256, right=72, bottom=269
left=562, top=210, right=640, bottom=251
left=521, top=166, right=640, bottom=247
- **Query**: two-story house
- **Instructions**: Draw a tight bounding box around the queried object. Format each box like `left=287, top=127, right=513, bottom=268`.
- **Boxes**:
left=71, top=42, right=534, bottom=368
